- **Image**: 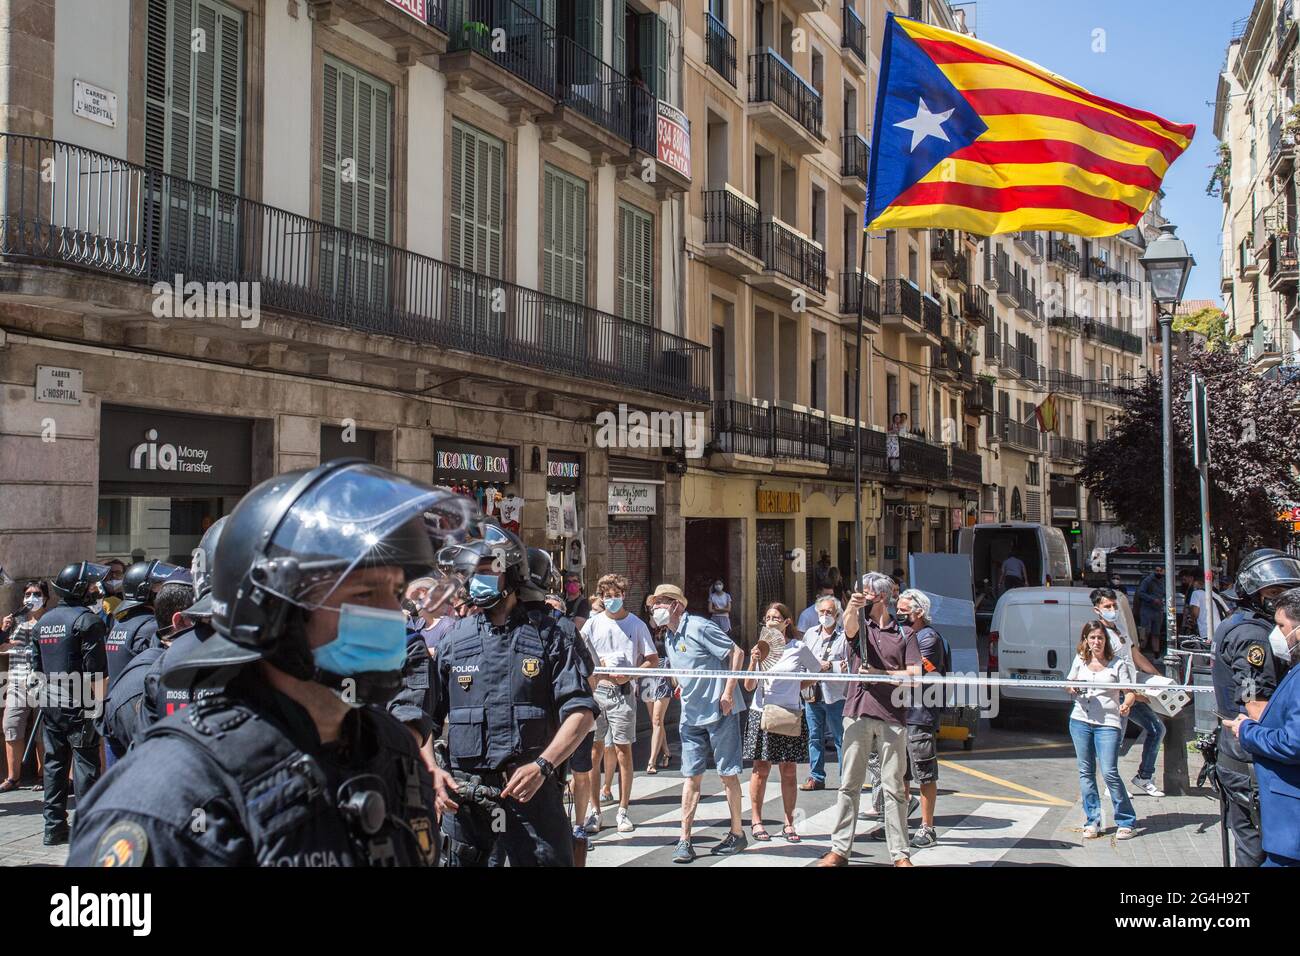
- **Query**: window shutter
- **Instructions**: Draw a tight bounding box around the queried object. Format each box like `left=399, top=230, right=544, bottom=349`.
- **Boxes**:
left=449, top=121, right=504, bottom=278
left=449, top=122, right=464, bottom=268
left=595, top=0, right=604, bottom=59
left=617, top=202, right=653, bottom=324
left=655, top=14, right=668, bottom=105
left=543, top=166, right=587, bottom=304
left=192, top=2, right=217, bottom=187
left=321, top=60, right=339, bottom=230
left=542, top=167, right=557, bottom=297
left=214, top=5, right=243, bottom=194
left=612, top=0, right=625, bottom=75
left=144, top=0, right=170, bottom=172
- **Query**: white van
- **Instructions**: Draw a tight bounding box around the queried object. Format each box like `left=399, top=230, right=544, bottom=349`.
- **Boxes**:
left=957, top=522, right=1074, bottom=594
left=989, top=586, right=1138, bottom=709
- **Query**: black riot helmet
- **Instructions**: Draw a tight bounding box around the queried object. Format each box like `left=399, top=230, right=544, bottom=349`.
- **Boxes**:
left=459, top=524, right=528, bottom=609
left=436, top=542, right=481, bottom=579
left=117, top=560, right=191, bottom=615
left=51, top=561, right=110, bottom=606
left=185, top=516, right=228, bottom=619
left=164, top=460, right=477, bottom=698
left=526, top=548, right=562, bottom=594
left=1233, top=549, right=1300, bottom=613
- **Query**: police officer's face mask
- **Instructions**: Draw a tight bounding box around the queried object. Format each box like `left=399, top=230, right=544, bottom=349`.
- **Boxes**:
left=468, top=573, right=503, bottom=604
left=313, top=604, right=408, bottom=682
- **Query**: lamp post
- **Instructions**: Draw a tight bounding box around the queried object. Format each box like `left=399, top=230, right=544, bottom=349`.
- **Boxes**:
left=1138, top=222, right=1195, bottom=794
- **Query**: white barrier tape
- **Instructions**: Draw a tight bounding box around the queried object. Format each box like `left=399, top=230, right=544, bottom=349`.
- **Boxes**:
left=593, top=667, right=1212, bottom=695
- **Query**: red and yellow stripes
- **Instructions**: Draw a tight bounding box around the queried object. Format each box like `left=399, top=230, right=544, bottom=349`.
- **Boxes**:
left=869, top=18, right=1194, bottom=237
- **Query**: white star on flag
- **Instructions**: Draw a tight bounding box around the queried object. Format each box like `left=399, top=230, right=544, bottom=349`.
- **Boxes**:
left=894, top=97, right=955, bottom=152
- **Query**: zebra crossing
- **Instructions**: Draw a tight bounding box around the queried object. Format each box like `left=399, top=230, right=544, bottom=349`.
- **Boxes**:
left=580, top=772, right=1052, bottom=867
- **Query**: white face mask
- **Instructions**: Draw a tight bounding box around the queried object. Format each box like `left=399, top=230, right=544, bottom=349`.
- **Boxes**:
left=713, top=583, right=724, bottom=593
left=651, top=606, right=672, bottom=628
left=23, top=594, right=44, bottom=612
left=818, top=613, right=836, bottom=630
left=1268, top=625, right=1299, bottom=664
left=1099, top=608, right=1118, bottom=623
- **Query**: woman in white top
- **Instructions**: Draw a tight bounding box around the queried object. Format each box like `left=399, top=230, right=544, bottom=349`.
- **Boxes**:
left=1066, top=621, right=1139, bottom=840
left=707, top=580, right=732, bottom=635
left=743, top=603, right=820, bottom=843
left=0, top=580, right=49, bottom=791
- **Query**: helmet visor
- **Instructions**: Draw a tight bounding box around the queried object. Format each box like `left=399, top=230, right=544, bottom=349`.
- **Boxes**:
left=263, top=464, right=478, bottom=612
left=1240, top=555, right=1300, bottom=595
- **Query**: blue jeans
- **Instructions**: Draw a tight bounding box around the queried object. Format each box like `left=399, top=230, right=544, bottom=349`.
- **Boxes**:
left=1121, top=701, right=1165, bottom=780
left=1069, top=718, right=1137, bottom=830
left=804, top=698, right=845, bottom=783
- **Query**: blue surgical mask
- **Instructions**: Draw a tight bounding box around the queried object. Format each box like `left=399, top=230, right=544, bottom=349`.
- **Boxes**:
left=313, top=603, right=408, bottom=677
left=468, top=573, right=502, bottom=604
left=1099, top=608, right=1118, bottom=623
left=604, top=597, right=624, bottom=614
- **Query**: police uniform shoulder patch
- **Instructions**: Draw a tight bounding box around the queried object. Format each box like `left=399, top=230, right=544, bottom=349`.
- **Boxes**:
left=95, top=820, right=149, bottom=867
left=522, top=657, right=541, bottom=678
left=1247, top=643, right=1267, bottom=667
left=411, top=815, right=438, bottom=865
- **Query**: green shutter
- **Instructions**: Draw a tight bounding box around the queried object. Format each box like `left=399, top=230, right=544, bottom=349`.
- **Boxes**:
left=595, top=0, right=604, bottom=60
left=635, top=13, right=667, bottom=100
left=543, top=165, right=587, bottom=304
left=320, top=56, right=391, bottom=241
left=612, top=0, right=625, bottom=75
left=449, top=120, right=505, bottom=277
left=656, top=14, right=668, bottom=105
left=617, top=202, right=653, bottom=324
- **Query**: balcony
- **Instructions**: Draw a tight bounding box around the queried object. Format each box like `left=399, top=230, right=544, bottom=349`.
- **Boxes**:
left=442, top=0, right=556, bottom=115
left=1047, top=236, right=1081, bottom=273
left=962, top=285, right=992, bottom=325
left=309, top=0, right=447, bottom=54
left=1080, top=379, right=1130, bottom=406
left=1267, top=232, right=1299, bottom=291
left=1082, top=320, right=1144, bottom=355
left=981, top=246, right=1003, bottom=294
left=965, top=377, right=994, bottom=416
left=1001, top=340, right=1043, bottom=387
left=983, top=329, right=1003, bottom=369
left=1273, top=0, right=1298, bottom=75
left=753, top=218, right=827, bottom=300
left=747, top=49, right=824, bottom=154
left=839, top=270, right=880, bottom=324
left=950, top=445, right=983, bottom=485
left=989, top=414, right=1043, bottom=454
left=1267, top=114, right=1296, bottom=178
left=881, top=278, right=934, bottom=339
left=1047, top=311, right=1085, bottom=336
left=1048, top=435, right=1088, bottom=463
left=840, top=132, right=870, bottom=202
left=710, top=397, right=889, bottom=475
left=921, top=294, right=944, bottom=339
left=1240, top=236, right=1260, bottom=277
left=1047, top=368, right=1083, bottom=395
left=1013, top=283, right=1043, bottom=325
left=841, top=4, right=867, bottom=74
left=705, top=11, right=737, bottom=87
left=1083, top=256, right=1134, bottom=291
left=931, top=231, right=968, bottom=289
left=897, top=435, right=950, bottom=484
left=0, top=135, right=710, bottom=404
left=993, top=255, right=1017, bottom=307
left=546, top=37, right=647, bottom=156
left=1013, top=231, right=1044, bottom=262
left=932, top=339, right=972, bottom=382
left=700, top=188, right=764, bottom=275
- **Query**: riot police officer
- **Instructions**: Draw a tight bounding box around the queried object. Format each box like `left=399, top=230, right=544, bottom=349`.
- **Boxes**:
left=68, top=460, right=478, bottom=866
left=433, top=527, right=597, bottom=867
left=1212, top=548, right=1300, bottom=867
left=104, top=560, right=187, bottom=687
left=34, top=561, right=109, bottom=845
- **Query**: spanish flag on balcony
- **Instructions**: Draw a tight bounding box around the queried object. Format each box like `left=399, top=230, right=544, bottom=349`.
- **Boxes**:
left=864, top=15, right=1194, bottom=237
left=1035, top=393, right=1059, bottom=434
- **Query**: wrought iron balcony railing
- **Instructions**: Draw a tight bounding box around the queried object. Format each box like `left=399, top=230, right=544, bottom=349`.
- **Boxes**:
left=0, top=134, right=710, bottom=402
left=962, top=285, right=992, bottom=323
left=711, top=398, right=890, bottom=474
left=1049, top=435, right=1088, bottom=462
left=841, top=4, right=866, bottom=62
left=1082, top=319, right=1144, bottom=354
left=557, top=36, right=652, bottom=147
left=1047, top=368, right=1083, bottom=395
left=748, top=49, right=824, bottom=140
left=1267, top=231, right=1299, bottom=284
left=989, top=413, right=1043, bottom=453
left=702, top=189, right=761, bottom=256
left=1002, top=340, right=1043, bottom=385
left=1047, top=311, right=1085, bottom=334
left=759, top=219, right=827, bottom=293
left=841, top=132, right=870, bottom=182
left=447, top=0, right=556, bottom=97
left=897, top=434, right=950, bottom=482
left=950, top=445, right=982, bottom=484
left=965, top=377, right=994, bottom=415
left=882, top=277, right=922, bottom=323
left=705, top=10, right=737, bottom=86
left=840, top=270, right=880, bottom=321
left=921, top=294, right=944, bottom=338
left=1047, top=237, right=1081, bottom=272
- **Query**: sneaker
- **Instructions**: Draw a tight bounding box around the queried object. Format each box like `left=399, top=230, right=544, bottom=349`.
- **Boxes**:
left=671, top=839, right=696, bottom=864
left=711, top=831, right=748, bottom=856
left=584, top=809, right=601, bottom=834
left=1130, top=776, right=1165, bottom=798
left=1116, top=827, right=1136, bottom=840
left=910, top=826, right=938, bottom=849
left=1082, top=825, right=1100, bottom=840
left=616, top=808, right=635, bottom=833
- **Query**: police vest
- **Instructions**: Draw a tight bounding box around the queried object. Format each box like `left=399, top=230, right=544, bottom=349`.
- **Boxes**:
left=443, top=610, right=563, bottom=773
left=1212, top=608, right=1271, bottom=766
left=143, top=695, right=439, bottom=867
left=101, top=646, right=166, bottom=755
left=105, top=608, right=155, bottom=686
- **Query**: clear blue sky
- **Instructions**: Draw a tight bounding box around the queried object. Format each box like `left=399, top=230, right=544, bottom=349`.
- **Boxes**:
left=952, top=0, right=1255, bottom=303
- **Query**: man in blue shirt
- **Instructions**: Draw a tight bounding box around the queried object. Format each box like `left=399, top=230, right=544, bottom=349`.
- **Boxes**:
left=650, top=583, right=747, bottom=863
left=1222, top=587, right=1300, bottom=867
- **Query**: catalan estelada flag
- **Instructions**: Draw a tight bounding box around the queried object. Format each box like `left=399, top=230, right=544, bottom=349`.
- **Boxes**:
left=865, top=15, right=1194, bottom=237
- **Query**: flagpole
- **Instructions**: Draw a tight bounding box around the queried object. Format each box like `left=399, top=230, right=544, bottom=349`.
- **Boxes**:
left=854, top=223, right=868, bottom=590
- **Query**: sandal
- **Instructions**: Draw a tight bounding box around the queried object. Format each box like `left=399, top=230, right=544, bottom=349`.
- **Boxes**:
left=782, top=825, right=801, bottom=843
left=659, top=752, right=671, bottom=769
left=645, top=764, right=658, bottom=775
left=750, top=824, right=772, bottom=842
left=0, top=779, right=17, bottom=794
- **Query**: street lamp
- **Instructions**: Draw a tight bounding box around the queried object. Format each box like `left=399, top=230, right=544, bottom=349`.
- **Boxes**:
left=1138, top=222, right=1194, bottom=795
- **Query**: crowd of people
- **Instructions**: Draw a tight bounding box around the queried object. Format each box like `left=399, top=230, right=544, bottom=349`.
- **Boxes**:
left=1, top=462, right=1298, bottom=867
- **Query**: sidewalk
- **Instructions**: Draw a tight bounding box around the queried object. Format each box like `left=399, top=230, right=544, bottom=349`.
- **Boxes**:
left=0, top=784, right=68, bottom=866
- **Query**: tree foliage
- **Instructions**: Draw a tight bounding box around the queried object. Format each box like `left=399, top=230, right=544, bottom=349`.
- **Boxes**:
left=1077, top=343, right=1300, bottom=569
left=1172, top=306, right=1230, bottom=349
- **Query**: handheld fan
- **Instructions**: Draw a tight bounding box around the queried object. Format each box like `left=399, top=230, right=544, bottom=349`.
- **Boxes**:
left=753, top=626, right=789, bottom=671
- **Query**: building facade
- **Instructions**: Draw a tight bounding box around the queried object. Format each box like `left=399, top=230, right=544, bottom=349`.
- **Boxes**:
left=1215, top=0, right=1300, bottom=373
